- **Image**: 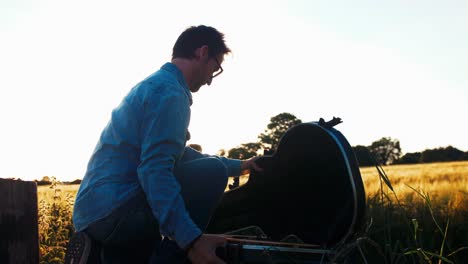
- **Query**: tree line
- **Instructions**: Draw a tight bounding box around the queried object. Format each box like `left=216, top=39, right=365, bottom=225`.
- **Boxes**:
left=353, top=139, right=468, bottom=166
left=216, top=112, right=302, bottom=160
left=216, top=112, right=468, bottom=167
left=36, top=112, right=467, bottom=184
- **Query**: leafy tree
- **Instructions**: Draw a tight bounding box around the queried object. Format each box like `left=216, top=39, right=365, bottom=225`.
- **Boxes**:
left=369, top=137, right=402, bottom=165
left=69, top=179, right=82, bottom=185
left=258, top=112, right=302, bottom=151
left=463, top=151, right=468, bottom=160
left=42, top=176, right=51, bottom=182
left=352, top=145, right=374, bottom=166
left=227, top=142, right=262, bottom=160
left=394, top=152, right=422, bottom=164
left=36, top=176, right=52, bottom=186
left=420, top=146, right=465, bottom=163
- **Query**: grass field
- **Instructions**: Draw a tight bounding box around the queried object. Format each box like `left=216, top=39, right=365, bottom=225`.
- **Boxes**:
left=37, top=161, right=468, bottom=263
left=361, top=161, right=468, bottom=209
left=356, top=161, right=468, bottom=264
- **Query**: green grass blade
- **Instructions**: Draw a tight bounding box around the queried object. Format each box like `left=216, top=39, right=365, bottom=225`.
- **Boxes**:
left=420, top=249, right=454, bottom=264
left=438, top=219, right=449, bottom=264
left=405, top=184, right=444, bottom=234
left=447, top=246, right=468, bottom=257
left=411, top=218, right=418, bottom=242
left=375, top=163, right=394, bottom=192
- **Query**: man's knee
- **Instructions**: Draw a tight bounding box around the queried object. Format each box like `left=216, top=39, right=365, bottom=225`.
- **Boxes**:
left=201, top=157, right=229, bottom=189
left=175, top=157, right=229, bottom=192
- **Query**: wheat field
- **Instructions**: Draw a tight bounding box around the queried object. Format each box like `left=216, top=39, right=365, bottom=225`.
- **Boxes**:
left=360, top=161, right=468, bottom=214
left=232, top=161, right=468, bottom=210
left=37, top=161, right=468, bottom=263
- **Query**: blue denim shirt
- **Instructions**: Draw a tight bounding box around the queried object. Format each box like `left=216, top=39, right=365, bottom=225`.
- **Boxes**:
left=73, top=63, right=241, bottom=249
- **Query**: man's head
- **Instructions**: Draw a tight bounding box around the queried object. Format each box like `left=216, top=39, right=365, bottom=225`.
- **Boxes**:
left=172, top=25, right=231, bottom=92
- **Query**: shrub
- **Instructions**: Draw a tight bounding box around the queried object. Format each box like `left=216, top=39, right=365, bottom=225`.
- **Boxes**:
left=38, top=177, right=75, bottom=264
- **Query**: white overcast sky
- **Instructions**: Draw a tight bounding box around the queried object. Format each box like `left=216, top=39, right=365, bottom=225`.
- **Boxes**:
left=1, top=0, right=467, bottom=181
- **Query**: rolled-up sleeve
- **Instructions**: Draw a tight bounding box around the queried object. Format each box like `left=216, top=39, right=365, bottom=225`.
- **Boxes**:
left=183, top=147, right=242, bottom=177
left=137, top=87, right=201, bottom=249
left=216, top=156, right=242, bottom=176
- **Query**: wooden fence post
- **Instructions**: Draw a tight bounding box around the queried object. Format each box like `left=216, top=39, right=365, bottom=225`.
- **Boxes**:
left=0, top=179, right=39, bottom=264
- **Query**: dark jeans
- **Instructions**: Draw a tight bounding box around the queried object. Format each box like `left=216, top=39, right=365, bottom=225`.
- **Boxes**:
left=85, top=150, right=229, bottom=263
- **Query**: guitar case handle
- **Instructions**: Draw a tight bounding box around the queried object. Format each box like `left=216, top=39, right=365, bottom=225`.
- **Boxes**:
left=318, top=117, right=342, bottom=129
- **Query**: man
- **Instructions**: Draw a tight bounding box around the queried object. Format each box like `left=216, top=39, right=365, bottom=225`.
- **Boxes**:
left=66, top=25, right=261, bottom=264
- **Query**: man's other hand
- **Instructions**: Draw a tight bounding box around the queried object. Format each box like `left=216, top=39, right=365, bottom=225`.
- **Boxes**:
left=187, top=234, right=227, bottom=264
left=240, top=156, right=263, bottom=175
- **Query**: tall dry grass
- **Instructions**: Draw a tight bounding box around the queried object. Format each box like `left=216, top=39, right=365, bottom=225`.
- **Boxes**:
left=361, top=161, right=468, bottom=214
left=37, top=179, right=76, bottom=264
left=354, top=161, right=468, bottom=264
left=38, top=161, right=468, bottom=263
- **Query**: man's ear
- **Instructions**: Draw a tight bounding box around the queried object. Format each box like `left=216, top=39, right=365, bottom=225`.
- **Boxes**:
left=199, top=45, right=209, bottom=59
left=194, top=46, right=209, bottom=60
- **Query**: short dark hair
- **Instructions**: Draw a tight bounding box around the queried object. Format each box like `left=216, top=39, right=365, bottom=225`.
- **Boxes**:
left=172, top=25, right=231, bottom=60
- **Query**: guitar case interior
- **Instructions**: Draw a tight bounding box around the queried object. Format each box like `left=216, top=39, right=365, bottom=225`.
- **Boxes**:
left=207, top=118, right=366, bottom=250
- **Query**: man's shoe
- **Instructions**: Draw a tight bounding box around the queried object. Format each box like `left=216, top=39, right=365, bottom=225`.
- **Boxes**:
left=64, top=232, right=92, bottom=264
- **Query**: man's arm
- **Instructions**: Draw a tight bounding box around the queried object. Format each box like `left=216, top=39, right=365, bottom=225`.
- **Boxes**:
left=137, top=88, right=201, bottom=249
left=183, top=146, right=262, bottom=176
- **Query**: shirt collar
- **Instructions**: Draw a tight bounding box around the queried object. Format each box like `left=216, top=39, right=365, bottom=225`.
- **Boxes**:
left=161, top=62, right=193, bottom=105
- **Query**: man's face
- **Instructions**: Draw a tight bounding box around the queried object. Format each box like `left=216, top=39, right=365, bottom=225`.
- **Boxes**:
left=205, top=54, right=224, bottom=86
left=191, top=48, right=224, bottom=93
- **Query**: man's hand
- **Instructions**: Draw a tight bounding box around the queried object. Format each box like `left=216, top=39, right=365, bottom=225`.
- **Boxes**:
left=187, top=234, right=227, bottom=264
left=240, top=156, right=263, bottom=175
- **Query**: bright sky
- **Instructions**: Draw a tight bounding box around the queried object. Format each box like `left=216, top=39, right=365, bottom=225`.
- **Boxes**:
left=1, top=0, right=467, bottom=181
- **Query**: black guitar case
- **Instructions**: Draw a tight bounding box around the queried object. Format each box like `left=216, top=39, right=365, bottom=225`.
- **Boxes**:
left=206, top=118, right=366, bottom=248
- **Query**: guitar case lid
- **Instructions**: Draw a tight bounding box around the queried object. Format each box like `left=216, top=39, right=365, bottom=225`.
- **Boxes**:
left=207, top=118, right=366, bottom=247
